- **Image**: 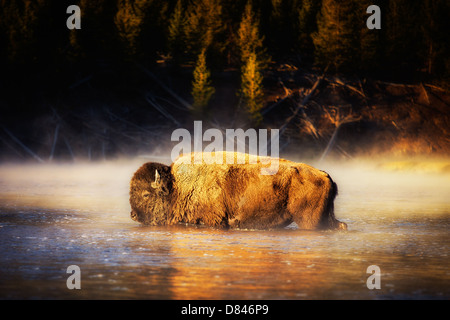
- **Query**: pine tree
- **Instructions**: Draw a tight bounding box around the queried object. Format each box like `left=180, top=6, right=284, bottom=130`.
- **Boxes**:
left=115, top=0, right=152, bottom=58
left=167, top=0, right=186, bottom=65
left=69, top=0, right=118, bottom=61
left=236, top=1, right=267, bottom=124
left=241, top=51, right=264, bottom=124
left=184, top=0, right=224, bottom=60
left=191, top=49, right=215, bottom=116
left=312, top=0, right=358, bottom=72
left=0, top=0, right=45, bottom=63
left=421, top=0, right=450, bottom=77
left=268, top=0, right=299, bottom=55
left=357, top=0, right=383, bottom=73
left=269, top=0, right=283, bottom=52
left=384, top=0, right=422, bottom=76
left=237, top=1, right=265, bottom=64
left=297, top=0, right=321, bottom=53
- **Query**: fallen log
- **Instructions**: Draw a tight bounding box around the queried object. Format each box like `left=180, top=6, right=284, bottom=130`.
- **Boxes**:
left=2, top=127, right=44, bottom=163
left=0, top=134, right=25, bottom=158
left=63, top=135, right=75, bottom=161
left=261, top=79, right=295, bottom=116
left=326, top=76, right=366, bottom=97
left=420, top=83, right=430, bottom=105
left=137, top=64, right=192, bottom=111
left=424, top=83, right=447, bottom=92
left=278, top=73, right=324, bottom=137
left=319, top=105, right=362, bottom=163
left=103, top=108, right=161, bottom=136
left=49, top=123, right=61, bottom=161
left=145, top=95, right=181, bottom=127
left=257, top=74, right=325, bottom=156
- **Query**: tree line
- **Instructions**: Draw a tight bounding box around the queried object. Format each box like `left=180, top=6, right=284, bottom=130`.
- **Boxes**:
left=1, top=0, right=448, bottom=73
left=0, top=0, right=449, bottom=119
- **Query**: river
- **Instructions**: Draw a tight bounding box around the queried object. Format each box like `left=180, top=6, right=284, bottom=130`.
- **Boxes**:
left=0, top=158, right=448, bottom=299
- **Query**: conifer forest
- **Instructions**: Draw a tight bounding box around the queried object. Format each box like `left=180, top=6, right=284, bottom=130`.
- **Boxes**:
left=0, top=0, right=449, bottom=162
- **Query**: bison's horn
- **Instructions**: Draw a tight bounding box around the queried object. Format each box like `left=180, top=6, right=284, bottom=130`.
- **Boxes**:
left=151, top=169, right=161, bottom=189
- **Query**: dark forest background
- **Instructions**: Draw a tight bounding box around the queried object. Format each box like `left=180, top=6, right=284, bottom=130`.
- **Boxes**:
left=0, top=0, right=449, bottom=162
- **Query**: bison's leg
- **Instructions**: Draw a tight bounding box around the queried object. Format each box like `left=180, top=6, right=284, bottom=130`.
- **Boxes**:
left=290, top=206, right=322, bottom=230
left=228, top=197, right=293, bottom=230
left=287, top=175, right=333, bottom=230
left=228, top=213, right=292, bottom=230
left=288, top=189, right=347, bottom=230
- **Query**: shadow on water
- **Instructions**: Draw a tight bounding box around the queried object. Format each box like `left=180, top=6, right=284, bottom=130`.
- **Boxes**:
left=0, top=159, right=449, bottom=299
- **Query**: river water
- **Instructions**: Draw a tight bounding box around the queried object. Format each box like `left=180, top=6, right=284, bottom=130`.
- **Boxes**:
left=0, top=158, right=448, bottom=299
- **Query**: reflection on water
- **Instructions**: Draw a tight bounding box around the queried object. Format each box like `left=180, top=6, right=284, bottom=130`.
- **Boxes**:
left=0, top=159, right=449, bottom=299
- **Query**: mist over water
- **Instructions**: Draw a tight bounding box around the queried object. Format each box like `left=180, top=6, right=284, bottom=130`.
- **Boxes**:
left=0, top=156, right=449, bottom=299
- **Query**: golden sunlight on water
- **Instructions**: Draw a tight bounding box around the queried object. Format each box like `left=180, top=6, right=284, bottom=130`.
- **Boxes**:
left=0, top=158, right=449, bottom=299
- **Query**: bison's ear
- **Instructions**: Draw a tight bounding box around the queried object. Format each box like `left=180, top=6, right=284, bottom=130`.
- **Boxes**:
left=151, top=169, right=162, bottom=189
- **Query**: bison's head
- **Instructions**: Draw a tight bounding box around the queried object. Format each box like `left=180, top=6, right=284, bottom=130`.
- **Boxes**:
left=129, top=162, right=174, bottom=225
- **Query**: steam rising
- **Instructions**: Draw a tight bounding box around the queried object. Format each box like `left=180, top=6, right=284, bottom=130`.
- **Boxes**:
left=0, top=156, right=449, bottom=223
left=0, top=157, right=168, bottom=218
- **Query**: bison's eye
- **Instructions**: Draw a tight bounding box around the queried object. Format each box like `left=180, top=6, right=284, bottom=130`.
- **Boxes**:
left=142, top=190, right=150, bottom=198
left=161, top=186, right=169, bottom=195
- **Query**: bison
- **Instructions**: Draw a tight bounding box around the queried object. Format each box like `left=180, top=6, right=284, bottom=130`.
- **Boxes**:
left=129, top=152, right=347, bottom=230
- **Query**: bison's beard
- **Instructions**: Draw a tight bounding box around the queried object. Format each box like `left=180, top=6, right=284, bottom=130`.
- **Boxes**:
left=146, top=193, right=172, bottom=225
left=131, top=192, right=173, bottom=225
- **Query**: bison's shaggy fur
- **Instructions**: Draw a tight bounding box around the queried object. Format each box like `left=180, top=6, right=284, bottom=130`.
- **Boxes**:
left=129, top=152, right=347, bottom=230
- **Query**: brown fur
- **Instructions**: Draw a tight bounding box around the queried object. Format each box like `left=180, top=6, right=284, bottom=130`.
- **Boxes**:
left=129, top=152, right=347, bottom=230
